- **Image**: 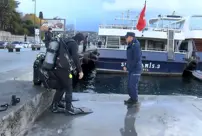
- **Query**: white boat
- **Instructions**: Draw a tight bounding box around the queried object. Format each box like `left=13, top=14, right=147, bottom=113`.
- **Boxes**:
left=192, top=70, right=202, bottom=80
left=96, top=11, right=202, bottom=75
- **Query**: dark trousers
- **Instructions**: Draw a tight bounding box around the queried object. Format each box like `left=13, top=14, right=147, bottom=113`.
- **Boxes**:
left=52, top=69, right=73, bottom=109
left=83, top=45, right=87, bottom=52
left=45, top=43, right=49, bottom=48
left=127, top=73, right=140, bottom=101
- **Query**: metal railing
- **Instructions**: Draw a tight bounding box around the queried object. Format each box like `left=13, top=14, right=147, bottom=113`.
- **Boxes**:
left=99, top=24, right=182, bottom=33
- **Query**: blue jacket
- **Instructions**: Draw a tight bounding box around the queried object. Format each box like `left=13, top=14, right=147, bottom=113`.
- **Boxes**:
left=126, top=39, right=142, bottom=74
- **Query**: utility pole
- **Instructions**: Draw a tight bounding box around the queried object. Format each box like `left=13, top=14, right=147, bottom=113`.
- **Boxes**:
left=32, top=0, right=36, bottom=43
left=32, top=0, right=36, bottom=26
left=39, top=11, right=43, bottom=44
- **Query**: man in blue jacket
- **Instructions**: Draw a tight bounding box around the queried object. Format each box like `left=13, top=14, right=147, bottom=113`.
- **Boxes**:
left=123, top=32, right=142, bottom=105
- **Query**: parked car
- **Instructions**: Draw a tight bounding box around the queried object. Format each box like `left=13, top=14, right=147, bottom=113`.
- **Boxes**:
left=31, top=42, right=41, bottom=50
left=23, top=42, right=32, bottom=48
left=19, top=42, right=24, bottom=47
left=0, top=41, right=8, bottom=49
left=8, top=41, right=24, bottom=49
left=40, top=42, right=45, bottom=47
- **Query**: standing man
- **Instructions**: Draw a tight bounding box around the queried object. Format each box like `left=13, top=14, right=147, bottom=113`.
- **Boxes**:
left=44, top=27, right=53, bottom=48
left=97, top=40, right=102, bottom=48
left=83, top=36, right=88, bottom=52
left=51, top=33, right=84, bottom=115
left=123, top=32, right=142, bottom=105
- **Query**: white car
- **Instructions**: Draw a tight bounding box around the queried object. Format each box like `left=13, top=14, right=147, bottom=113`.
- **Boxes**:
left=23, top=42, right=32, bottom=48
left=19, top=42, right=26, bottom=48
left=40, top=42, right=45, bottom=47
left=11, top=41, right=24, bottom=49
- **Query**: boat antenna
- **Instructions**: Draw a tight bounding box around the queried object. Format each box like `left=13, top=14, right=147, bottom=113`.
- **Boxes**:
left=172, top=11, right=175, bottom=15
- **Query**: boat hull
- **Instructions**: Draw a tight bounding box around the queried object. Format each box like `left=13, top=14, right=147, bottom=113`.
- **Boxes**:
left=192, top=70, right=202, bottom=80
left=95, top=58, right=187, bottom=76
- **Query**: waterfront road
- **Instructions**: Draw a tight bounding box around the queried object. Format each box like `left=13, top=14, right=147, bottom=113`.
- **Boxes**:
left=26, top=93, right=202, bottom=136
left=0, top=48, right=45, bottom=75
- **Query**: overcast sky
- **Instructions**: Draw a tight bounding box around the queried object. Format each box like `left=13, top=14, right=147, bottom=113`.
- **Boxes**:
left=17, top=0, right=202, bottom=31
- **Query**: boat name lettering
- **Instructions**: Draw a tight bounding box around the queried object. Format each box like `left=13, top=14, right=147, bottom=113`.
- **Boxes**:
left=121, top=62, right=160, bottom=69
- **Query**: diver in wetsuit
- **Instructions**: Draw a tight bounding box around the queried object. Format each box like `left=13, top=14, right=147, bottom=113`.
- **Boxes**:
left=51, top=33, right=84, bottom=115
left=83, top=36, right=88, bottom=52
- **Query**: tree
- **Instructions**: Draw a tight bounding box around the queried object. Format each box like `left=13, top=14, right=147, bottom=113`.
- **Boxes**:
left=22, top=14, right=42, bottom=26
left=0, top=0, right=36, bottom=36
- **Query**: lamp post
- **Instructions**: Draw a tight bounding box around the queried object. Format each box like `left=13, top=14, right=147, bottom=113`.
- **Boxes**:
left=32, top=0, right=36, bottom=43
left=39, top=11, right=43, bottom=44
left=32, top=0, right=36, bottom=26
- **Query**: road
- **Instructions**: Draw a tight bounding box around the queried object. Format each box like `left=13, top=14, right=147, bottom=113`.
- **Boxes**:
left=0, top=48, right=45, bottom=73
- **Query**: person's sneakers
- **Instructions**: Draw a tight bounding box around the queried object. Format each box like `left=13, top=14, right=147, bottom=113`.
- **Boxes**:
left=124, top=98, right=139, bottom=105
left=124, top=98, right=133, bottom=104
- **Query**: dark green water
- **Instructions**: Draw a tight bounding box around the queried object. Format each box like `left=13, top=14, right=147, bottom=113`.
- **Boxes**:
left=75, top=71, right=202, bottom=97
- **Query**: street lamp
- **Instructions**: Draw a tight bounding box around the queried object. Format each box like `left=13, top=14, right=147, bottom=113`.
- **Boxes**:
left=39, top=11, right=43, bottom=43
left=32, top=0, right=36, bottom=27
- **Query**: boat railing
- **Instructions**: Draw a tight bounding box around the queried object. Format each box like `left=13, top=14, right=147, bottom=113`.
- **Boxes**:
left=146, top=48, right=167, bottom=51
left=99, top=24, right=136, bottom=29
left=99, top=25, right=182, bottom=33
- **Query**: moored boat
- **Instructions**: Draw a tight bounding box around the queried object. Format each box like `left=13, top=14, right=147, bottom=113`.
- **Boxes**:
left=96, top=11, right=202, bottom=76
left=192, top=70, right=202, bottom=80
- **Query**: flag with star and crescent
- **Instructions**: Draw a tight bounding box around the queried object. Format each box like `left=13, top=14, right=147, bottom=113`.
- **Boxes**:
left=136, top=1, right=146, bottom=31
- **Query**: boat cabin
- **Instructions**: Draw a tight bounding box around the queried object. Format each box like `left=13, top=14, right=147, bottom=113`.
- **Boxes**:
left=98, top=14, right=202, bottom=59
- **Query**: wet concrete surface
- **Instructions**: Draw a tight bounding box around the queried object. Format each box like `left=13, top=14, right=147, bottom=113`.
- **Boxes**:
left=26, top=93, right=202, bottom=136
left=0, top=72, right=44, bottom=119
left=0, top=49, right=46, bottom=118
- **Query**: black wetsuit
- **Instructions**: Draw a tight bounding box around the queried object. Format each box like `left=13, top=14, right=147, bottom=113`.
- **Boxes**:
left=51, top=38, right=82, bottom=112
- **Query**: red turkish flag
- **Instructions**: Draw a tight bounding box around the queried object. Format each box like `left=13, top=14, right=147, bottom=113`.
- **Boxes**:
left=136, top=2, right=146, bottom=31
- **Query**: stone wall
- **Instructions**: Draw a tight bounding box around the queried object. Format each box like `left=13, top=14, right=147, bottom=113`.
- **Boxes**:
left=0, top=31, right=34, bottom=42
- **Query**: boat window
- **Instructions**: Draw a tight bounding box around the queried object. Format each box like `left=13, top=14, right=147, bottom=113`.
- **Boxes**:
left=179, top=40, right=188, bottom=52
left=149, top=18, right=182, bottom=29
left=120, top=37, right=126, bottom=45
left=138, top=39, right=145, bottom=50
left=189, top=16, right=202, bottom=30
left=170, top=21, right=184, bottom=29
left=148, top=40, right=165, bottom=51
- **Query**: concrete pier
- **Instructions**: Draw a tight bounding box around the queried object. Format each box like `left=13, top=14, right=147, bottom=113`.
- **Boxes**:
left=0, top=72, right=55, bottom=136
left=0, top=48, right=55, bottom=136
left=26, top=93, right=202, bottom=136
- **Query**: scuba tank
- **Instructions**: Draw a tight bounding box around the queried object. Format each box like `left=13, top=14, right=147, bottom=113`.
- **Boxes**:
left=42, top=40, right=59, bottom=70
